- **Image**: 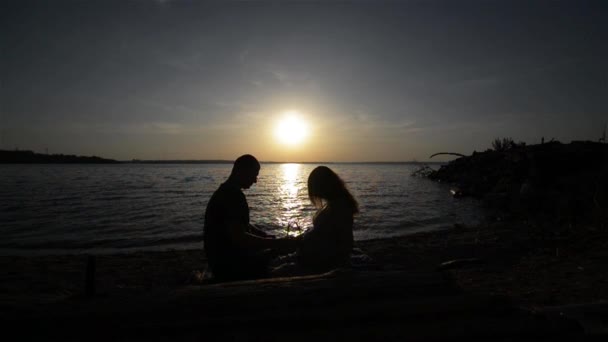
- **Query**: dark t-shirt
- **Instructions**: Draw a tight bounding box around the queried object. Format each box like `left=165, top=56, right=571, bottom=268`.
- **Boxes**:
left=203, top=182, right=264, bottom=279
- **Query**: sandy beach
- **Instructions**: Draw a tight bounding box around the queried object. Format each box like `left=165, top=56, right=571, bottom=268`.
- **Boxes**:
left=2, top=220, right=607, bottom=340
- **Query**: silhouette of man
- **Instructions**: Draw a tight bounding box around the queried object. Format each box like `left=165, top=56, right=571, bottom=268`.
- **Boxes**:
left=204, top=154, right=298, bottom=280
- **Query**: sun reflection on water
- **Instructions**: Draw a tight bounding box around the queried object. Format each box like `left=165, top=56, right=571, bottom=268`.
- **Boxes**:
left=281, top=163, right=300, bottom=196
left=277, top=163, right=306, bottom=236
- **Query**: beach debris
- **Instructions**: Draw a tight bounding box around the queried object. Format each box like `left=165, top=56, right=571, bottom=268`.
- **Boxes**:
left=188, top=270, right=206, bottom=284
left=450, top=188, right=465, bottom=198
left=411, top=165, right=435, bottom=177
left=437, top=258, right=484, bottom=270
left=85, top=255, right=96, bottom=297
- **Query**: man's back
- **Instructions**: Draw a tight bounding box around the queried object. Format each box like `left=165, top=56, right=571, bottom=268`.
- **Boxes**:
left=204, top=182, right=248, bottom=269
left=204, top=181, right=273, bottom=280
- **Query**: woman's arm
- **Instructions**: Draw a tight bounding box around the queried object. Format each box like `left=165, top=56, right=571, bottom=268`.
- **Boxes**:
left=247, top=224, right=274, bottom=238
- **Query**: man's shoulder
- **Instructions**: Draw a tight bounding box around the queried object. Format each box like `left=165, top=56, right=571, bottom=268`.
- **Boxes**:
left=217, top=182, right=243, bottom=195
left=211, top=182, right=245, bottom=202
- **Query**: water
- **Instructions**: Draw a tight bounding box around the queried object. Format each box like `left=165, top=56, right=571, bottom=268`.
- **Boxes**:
left=0, top=163, right=483, bottom=255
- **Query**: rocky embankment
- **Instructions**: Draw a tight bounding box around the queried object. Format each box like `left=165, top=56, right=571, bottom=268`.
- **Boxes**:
left=428, top=141, right=608, bottom=226
left=423, top=141, right=608, bottom=320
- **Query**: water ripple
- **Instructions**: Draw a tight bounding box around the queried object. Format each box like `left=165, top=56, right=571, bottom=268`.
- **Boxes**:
left=0, top=163, right=483, bottom=254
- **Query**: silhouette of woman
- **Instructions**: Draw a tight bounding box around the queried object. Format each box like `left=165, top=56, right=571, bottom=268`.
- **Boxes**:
left=273, top=166, right=359, bottom=275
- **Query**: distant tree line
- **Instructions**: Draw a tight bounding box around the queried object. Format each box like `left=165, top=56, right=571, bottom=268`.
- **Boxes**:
left=0, top=150, right=119, bottom=164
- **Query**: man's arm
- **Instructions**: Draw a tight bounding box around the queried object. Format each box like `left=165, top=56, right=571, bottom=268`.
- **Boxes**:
left=227, top=220, right=298, bottom=253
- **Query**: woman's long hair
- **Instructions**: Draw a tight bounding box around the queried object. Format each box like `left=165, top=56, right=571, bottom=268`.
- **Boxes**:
left=307, top=166, right=359, bottom=214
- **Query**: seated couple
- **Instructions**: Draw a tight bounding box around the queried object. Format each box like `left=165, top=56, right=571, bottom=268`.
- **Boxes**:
left=203, top=154, right=359, bottom=281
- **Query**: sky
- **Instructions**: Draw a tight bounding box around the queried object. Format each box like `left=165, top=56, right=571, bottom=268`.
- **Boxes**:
left=1, top=0, right=606, bottom=162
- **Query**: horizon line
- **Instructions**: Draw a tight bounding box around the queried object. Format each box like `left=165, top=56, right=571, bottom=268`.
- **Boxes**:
left=125, top=159, right=445, bottom=164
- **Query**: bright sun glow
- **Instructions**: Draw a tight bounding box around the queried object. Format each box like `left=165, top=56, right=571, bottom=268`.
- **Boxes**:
left=274, top=111, right=310, bottom=146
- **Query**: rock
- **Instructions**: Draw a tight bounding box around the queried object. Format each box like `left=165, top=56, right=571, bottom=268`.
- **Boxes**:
left=428, top=141, right=608, bottom=226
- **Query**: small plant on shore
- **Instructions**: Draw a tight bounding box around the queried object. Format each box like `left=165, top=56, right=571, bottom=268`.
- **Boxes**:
left=491, top=137, right=515, bottom=152
left=285, top=220, right=303, bottom=237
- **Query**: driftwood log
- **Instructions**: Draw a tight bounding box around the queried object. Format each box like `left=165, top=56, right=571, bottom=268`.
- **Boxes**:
left=429, top=152, right=466, bottom=159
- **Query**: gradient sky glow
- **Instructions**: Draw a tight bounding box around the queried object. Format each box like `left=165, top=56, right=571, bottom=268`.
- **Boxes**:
left=1, top=0, right=606, bottom=162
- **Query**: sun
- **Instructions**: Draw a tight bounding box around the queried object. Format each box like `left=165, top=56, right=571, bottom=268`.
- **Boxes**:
left=274, top=111, right=310, bottom=146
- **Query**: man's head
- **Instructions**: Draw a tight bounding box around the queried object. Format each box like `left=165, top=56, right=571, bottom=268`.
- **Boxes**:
left=230, top=154, right=260, bottom=189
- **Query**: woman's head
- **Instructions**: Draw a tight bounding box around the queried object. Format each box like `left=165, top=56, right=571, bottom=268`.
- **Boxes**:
left=307, top=166, right=359, bottom=214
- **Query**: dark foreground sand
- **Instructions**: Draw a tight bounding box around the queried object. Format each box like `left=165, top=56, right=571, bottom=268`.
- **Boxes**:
left=2, top=222, right=607, bottom=340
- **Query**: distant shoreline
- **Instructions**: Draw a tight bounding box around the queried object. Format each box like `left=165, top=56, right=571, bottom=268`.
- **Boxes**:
left=0, top=160, right=445, bottom=165
left=0, top=150, right=119, bottom=164
left=1, top=150, right=444, bottom=165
